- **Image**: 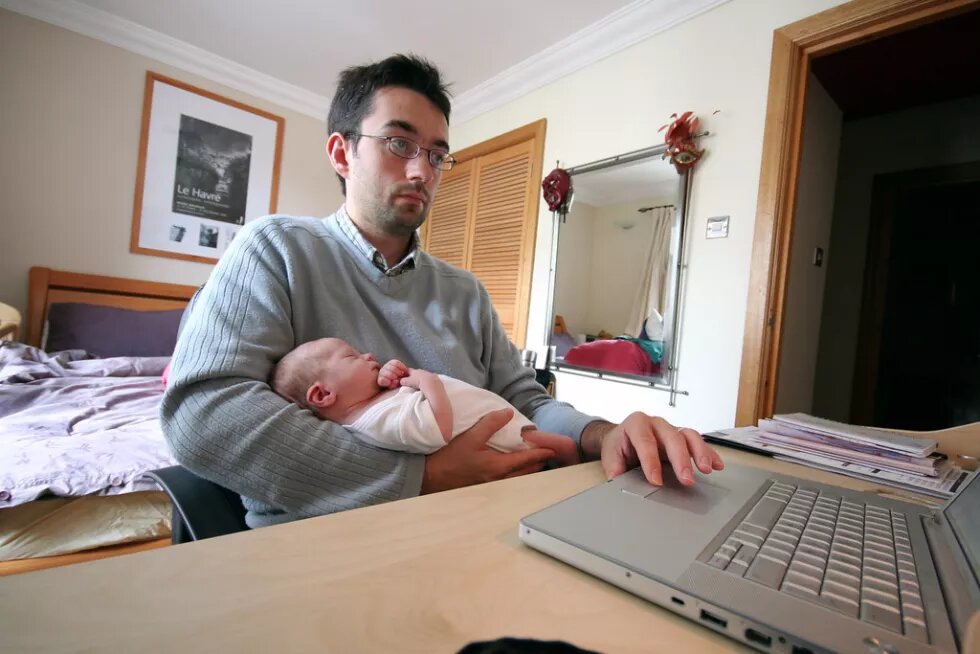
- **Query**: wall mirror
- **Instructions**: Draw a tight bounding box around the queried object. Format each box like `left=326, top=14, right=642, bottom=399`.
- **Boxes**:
left=545, top=145, right=690, bottom=390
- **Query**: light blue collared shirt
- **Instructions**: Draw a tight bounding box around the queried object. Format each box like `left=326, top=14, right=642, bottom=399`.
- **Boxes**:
left=335, top=206, right=419, bottom=277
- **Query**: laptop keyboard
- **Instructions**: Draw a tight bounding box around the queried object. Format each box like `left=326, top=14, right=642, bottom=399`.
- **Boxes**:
left=707, top=481, right=929, bottom=643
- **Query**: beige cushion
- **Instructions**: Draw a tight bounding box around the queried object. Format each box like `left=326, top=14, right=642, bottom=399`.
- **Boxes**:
left=0, top=301, right=21, bottom=341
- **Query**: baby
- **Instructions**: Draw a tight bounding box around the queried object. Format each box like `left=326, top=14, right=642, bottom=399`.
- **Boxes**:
left=270, top=337, right=579, bottom=465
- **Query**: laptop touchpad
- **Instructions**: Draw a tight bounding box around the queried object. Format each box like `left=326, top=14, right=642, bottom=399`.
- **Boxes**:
left=645, top=478, right=729, bottom=515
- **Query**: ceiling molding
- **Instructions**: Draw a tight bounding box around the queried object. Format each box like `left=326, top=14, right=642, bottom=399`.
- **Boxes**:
left=451, top=0, right=731, bottom=125
left=0, top=0, right=331, bottom=119
left=1, top=0, right=730, bottom=125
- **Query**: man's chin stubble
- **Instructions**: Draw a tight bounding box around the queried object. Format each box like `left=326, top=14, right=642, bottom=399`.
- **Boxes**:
left=382, top=209, right=427, bottom=237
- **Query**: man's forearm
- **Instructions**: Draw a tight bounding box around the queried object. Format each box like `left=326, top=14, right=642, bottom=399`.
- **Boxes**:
left=579, top=419, right=615, bottom=460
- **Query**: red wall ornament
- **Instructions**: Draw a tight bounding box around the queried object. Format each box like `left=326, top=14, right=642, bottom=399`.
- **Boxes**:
left=659, top=111, right=704, bottom=173
left=541, top=167, right=573, bottom=214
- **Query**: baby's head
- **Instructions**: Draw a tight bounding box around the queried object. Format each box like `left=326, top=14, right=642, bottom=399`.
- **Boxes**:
left=270, top=337, right=382, bottom=419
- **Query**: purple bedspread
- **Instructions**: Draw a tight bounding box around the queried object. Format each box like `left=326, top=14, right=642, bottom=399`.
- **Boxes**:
left=0, top=342, right=177, bottom=508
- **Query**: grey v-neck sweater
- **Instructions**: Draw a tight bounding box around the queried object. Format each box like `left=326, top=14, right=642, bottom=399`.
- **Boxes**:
left=161, top=211, right=595, bottom=527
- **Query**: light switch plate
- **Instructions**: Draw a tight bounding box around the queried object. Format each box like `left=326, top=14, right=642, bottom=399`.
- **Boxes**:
left=706, top=215, right=730, bottom=239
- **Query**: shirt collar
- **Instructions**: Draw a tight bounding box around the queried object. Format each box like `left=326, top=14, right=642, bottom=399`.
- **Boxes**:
left=336, top=205, right=419, bottom=277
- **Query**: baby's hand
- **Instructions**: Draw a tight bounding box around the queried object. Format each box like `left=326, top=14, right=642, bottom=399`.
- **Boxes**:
left=399, top=368, right=435, bottom=390
left=378, top=359, right=409, bottom=388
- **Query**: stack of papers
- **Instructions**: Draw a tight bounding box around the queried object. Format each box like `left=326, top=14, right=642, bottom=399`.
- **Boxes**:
left=706, top=413, right=969, bottom=499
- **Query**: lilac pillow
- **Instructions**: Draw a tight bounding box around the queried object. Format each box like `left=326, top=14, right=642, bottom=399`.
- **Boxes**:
left=45, top=303, right=184, bottom=357
left=551, top=331, right=577, bottom=358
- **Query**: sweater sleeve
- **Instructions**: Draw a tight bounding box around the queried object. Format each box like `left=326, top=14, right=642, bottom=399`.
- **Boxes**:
left=476, top=285, right=599, bottom=446
left=160, top=219, right=424, bottom=519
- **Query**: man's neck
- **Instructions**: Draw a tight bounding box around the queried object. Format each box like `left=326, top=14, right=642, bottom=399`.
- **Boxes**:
left=345, top=206, right=413, bottom=268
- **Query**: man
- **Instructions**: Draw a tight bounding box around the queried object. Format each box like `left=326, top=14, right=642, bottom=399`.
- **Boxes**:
left=161, top=54, right=723, bottom=528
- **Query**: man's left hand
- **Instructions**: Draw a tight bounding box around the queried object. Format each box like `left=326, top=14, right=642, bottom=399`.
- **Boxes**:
left=582, top=413, right=724, bottom=487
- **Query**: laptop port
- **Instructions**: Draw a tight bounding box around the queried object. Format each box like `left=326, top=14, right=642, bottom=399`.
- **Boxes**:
left=671, top=597, right=685, bottom=606
left=791, top=647, right=814, bottom=654
left=745, top=629, right=772, bottom=648
left=700, top=610, right=727, bottom=629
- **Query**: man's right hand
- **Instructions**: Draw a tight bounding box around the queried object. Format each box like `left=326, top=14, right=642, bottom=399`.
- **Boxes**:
left=419, top=409, right=556, bottom=494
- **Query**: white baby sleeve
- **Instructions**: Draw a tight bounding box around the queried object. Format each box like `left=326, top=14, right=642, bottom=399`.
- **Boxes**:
left=345, top=388, right=447, bottom=455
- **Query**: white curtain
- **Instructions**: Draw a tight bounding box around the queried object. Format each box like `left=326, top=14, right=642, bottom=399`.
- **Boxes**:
left=624, top=206, right=674, bottom=338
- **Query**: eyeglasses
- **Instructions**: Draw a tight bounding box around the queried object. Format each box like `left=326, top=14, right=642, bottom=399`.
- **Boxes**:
left=353, top=134, right=456, bottom=171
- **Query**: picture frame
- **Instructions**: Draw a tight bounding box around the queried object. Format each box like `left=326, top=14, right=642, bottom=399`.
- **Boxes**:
left=130, top=72, right=285, bottom=263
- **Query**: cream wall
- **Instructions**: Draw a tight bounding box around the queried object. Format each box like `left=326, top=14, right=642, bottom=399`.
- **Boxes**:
left=0, top=9, right=342, bottom=317
left=774, top=77, right=842, bottom=414
left=450, top=0, right=847, bottom=430
left=812, top=93, right=980, bottom=421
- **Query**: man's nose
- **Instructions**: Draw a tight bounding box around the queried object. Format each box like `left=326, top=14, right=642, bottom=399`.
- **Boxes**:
left=405, top=155, right=432, bottom=184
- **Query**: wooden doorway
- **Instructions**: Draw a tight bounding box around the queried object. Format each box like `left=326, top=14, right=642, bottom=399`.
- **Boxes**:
left=735, top=0, right=980, bottom=426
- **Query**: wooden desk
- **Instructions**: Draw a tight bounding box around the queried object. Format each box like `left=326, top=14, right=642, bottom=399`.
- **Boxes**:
left=0, top=448, right=952, bottom=653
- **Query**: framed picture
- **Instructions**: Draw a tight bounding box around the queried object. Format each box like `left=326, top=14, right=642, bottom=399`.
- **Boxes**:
left=130, top=72, right=285, bottom=263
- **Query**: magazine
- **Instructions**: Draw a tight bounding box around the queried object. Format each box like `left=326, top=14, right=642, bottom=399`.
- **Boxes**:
left=705, top=426, right=966, bottom=498
left=769, top=413, right=936, bottom=457
left=757, top=419, right=942, bottom=475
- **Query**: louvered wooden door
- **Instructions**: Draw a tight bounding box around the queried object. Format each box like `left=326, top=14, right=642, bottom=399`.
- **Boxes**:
left=421, top=159, right=474, bottom=268
left=420, top=120, right=544, bottom=347
left=468, top=140, right=536, bottom=345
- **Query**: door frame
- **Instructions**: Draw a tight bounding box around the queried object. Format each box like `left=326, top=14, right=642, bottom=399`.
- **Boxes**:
left=735, top=0, right=980, bottom=426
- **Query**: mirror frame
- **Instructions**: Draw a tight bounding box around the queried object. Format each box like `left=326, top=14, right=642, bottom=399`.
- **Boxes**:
left=543, top=144, right=692, bottom=401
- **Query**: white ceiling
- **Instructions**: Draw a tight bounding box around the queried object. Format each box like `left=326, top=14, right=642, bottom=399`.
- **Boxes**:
left=71, top=0, right=635, bottom=98
left=1, top=0, right=730, bottom=122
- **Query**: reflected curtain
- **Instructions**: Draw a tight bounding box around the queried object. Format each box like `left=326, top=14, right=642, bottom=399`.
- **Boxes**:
left=624, top=206, right=674, bottom=338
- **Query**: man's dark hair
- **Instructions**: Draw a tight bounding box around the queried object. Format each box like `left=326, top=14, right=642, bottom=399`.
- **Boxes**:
left=328, top=54, right=452, bottom=195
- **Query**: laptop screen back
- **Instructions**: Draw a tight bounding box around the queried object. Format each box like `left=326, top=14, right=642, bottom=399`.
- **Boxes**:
left=944, top=471, right=979, bottom=587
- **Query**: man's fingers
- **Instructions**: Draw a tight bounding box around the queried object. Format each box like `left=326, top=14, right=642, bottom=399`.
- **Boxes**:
left=458, top=409, right=513, bottom=445
left=500, top=447, right=555, bottom=475
left=710, top=446, right=725, bottom=470
left=681, top=428, right=715, bottom=474
left=654, top=420, right=696, bottom=486
left=624, top=418, right=664, bottom=486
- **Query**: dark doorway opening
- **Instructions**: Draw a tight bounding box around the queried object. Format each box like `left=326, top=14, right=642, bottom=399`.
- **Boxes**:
left=852, top=161, right=980, bottom=430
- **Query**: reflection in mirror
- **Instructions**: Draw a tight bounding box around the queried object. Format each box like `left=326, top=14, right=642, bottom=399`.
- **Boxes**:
left=547, top=150, right=689, bottom=387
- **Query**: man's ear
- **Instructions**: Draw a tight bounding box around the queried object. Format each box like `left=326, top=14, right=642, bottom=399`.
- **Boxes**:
left=307, top=382, right=336, bottom=409
left=326, top=132, right=352, bottom=180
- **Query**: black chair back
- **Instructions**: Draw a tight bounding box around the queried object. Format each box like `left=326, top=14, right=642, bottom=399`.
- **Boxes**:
left=145, top=466, right=248, bottom=544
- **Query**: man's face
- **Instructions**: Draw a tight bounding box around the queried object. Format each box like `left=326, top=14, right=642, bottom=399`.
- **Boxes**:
left=343, top=86, right=450, bottom=237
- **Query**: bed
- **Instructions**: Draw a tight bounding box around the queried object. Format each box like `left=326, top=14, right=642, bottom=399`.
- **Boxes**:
left=551, top=314, right=664, bottom=377
left=0, top=267, right=198, bottom=576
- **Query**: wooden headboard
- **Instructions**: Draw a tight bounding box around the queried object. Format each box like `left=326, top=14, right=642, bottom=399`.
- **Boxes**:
left=26, top=267, right=199, bottom=347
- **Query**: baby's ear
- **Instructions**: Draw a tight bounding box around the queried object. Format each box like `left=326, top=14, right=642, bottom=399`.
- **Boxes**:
left=307, top=382, right=336, bottom=409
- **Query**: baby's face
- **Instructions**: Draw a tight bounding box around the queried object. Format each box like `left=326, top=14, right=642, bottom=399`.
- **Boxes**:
left=318, top=339, right=382, bottom=400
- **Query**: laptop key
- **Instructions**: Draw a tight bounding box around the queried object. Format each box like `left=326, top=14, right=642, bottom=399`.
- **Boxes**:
left=708, top=551, right=733, bottom=569
left=708, top=540, right=740, bottom=568
left=732, top=542, right=759, bottom=569
left=902, top=615, right=929, bottom=644
left=818, top=588, right=859, bottom=618
left=743, top=497, right=788, bottom=531
left=860, top=599, right=902, bottom=633
left=745, top=553, right=788, bottom=588
left=726, top=558, right=749, bottom=577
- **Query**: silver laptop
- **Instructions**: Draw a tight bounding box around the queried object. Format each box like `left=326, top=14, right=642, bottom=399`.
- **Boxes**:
left=519, top=458, right=979, bottom=653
